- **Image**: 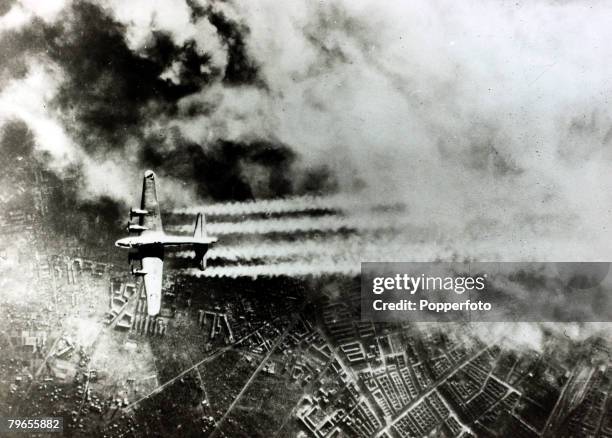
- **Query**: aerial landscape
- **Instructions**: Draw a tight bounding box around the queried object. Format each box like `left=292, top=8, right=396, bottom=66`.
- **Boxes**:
left=0, top=141, right=610, bottom=437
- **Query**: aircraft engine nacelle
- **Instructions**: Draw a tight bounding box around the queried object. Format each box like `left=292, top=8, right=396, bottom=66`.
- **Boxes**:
left=131, top=267, right=147, bottom=276
left=126, top=222, right=148, bottom=233
left=130, top=208, right=149, bottom=218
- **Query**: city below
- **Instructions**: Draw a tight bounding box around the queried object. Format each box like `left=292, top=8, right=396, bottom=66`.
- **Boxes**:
left=0, top=156, right=610, bottom=438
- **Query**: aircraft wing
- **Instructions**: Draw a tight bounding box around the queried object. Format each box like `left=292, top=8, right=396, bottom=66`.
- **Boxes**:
left=141, top=254, right=163, bottom=316
left=139, top=170, right=163, bottom=234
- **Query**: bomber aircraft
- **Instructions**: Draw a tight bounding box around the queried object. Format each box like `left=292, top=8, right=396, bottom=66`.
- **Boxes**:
left=115, top=170, right=217, bottom=315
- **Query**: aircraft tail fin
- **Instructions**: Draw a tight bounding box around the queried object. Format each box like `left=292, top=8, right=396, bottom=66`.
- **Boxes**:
left=193, top=213, right=207, bottom=239
left=193, top=213, right=209, bottom=270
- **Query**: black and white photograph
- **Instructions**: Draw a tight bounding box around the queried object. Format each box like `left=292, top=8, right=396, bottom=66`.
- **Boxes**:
left=0, top=0, right=611, bottom=437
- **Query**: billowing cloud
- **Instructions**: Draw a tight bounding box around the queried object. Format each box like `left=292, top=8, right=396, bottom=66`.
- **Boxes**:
left=0, top=0, right=68, bottom=31
left=0, top=0, right=611, bottom=259
left=0, top=60, right=77, bottom=167
left=223, top=0, right=612, bottom=258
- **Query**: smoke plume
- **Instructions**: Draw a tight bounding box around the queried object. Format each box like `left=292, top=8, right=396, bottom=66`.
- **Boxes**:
left=2, top=0, right=611, bottom=258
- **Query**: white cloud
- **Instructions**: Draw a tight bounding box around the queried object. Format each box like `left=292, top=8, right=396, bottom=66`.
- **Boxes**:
left=102, top=0, right=227, bottom=70
left=201, top=0, right=612, bottom=259
left=0, top=3, right=31, bottom=31
left=0, top=0, right=69, bottom=30
left=0, top=61, right=77, bottom=166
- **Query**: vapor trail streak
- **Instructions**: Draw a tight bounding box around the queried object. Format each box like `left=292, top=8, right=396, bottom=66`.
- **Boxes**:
left=173, top=194, right=363, bottom=216
left=179, top=260, right=360, bottom=278
left=169, top=236, right=447, bottom=262
left=171, top=235, right=388, bottom=260
left=167, top=212, right=405, bottom=235
left=179, top=243, right=462, bottom=278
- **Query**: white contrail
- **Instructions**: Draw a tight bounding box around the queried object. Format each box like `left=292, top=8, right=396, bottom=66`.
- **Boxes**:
left=169, top=235, right=439, bottom=262
left=179, top=260, right=360, bottom=278
left=174, top=242, right=467, bottom=278
left=167, top=211, right=407, bottom=235
left=170, top=236, right=379, bottom=260
left=172, top=194, right=364, bottom=216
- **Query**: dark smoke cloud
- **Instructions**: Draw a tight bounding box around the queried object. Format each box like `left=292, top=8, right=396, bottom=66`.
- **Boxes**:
left=207, top=9, right=262, bottom=87
left=0, top=0, right=332, bottom=208
left=143, top=138, right=293, bottom=200
left=0, top=2, right=218, bottom=151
